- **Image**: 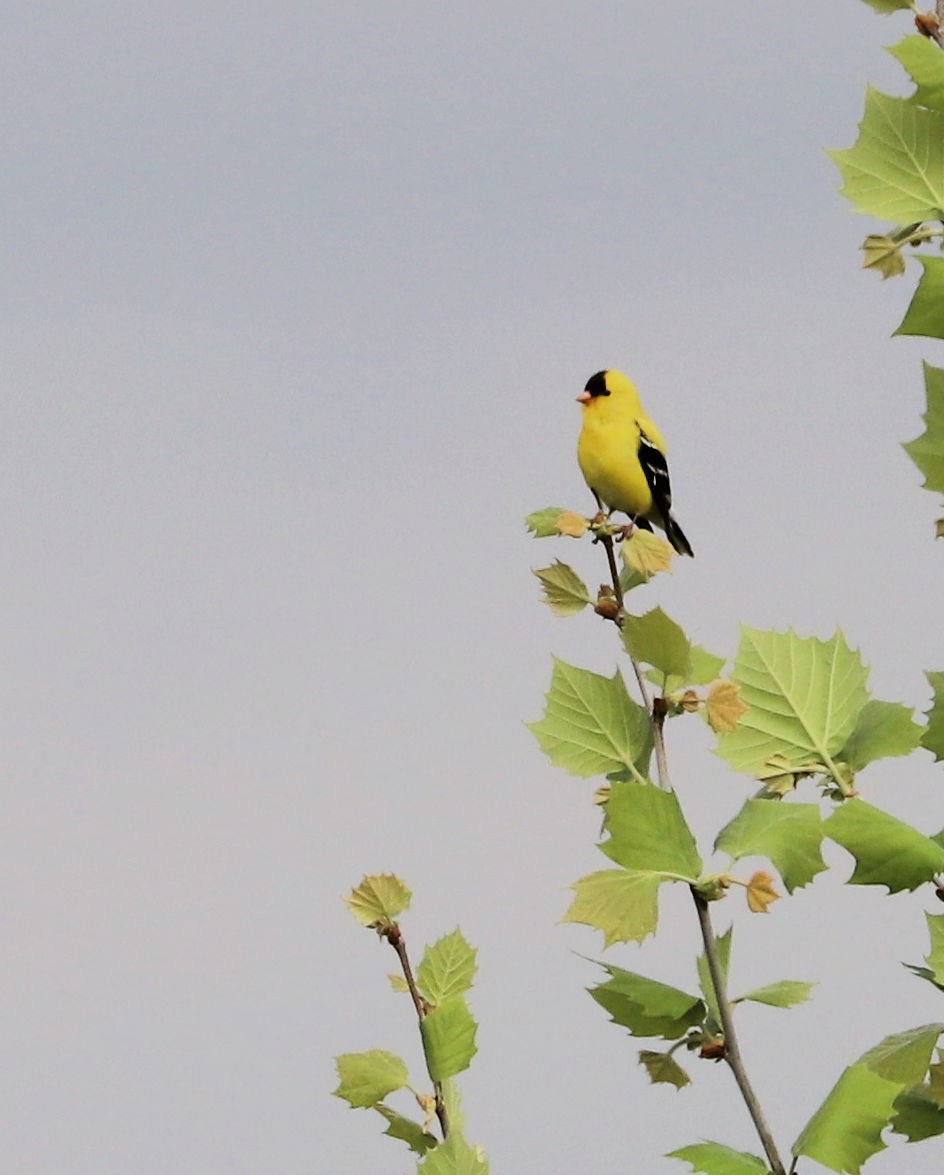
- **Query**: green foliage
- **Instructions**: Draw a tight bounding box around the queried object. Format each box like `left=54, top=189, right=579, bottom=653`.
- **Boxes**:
left=825, top=800, right=944, bottom=892
left=735, top=980, right=815, bottom=1010
left=334, top=1049, right=409, bottom=1109
left=904, top=364, right=944, bottom=499
left=532, top=560, right=592, bottom=616
left=420, top=999, right=478, bottom=1082
left=601, top=779, right=702, bottom=878
left=417, top=1131, right=490, bottom=1174
left=640, top=1048, right=691, bottom=1089
left=563, top=868, right=660, bottom=946
left=524, top=507, right=573, bottom=537
left=528, top=658, right=653, bottom=781
left=889, top=33, right=944, bottom=112
left=668, top=1142, right=768, bottom=1175
left=859, top=1, right=914, bottom=16
left=923, top=669, right=944, bottom=758
left=417, top=930, right=478, bottom=1004
left=793, top=1025, right=944, bottom=1173
left=895, top=255, right=944, bottom=338
left=715, top=799, right=827, bottom=893
left=374, top=1105, right=438, bottom=1156
left=903, top=912, right=944, bottom=991
left=345, top=874, right=412, bottom=927
left=589, top=962, right=705, bottom=1039
left=623, top=607, right=692, bottom=681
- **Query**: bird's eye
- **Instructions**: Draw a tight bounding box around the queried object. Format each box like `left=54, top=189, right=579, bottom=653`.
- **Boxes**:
left=584, top=371, right=610, bottom=397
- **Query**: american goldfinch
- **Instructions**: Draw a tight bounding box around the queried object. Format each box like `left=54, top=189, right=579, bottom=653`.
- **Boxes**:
left=577, top=369, right=693, bottom=557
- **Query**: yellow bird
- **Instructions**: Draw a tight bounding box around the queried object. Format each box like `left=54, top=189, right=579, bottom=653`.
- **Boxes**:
left=576, top=369, right=693, bottom=557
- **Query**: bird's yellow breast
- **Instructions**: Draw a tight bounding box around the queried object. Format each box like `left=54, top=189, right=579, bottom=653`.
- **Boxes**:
left=577, top=394, right=662, bottom=518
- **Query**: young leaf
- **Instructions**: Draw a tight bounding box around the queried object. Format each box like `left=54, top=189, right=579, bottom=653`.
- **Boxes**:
left=417, top=1130, right=490, bottom=1174
left=888, top=34, right=944, bottom=113
left=716, top=627, right=869, bottom=780
left=696, top=926, right=732, bottom=1030
left=737, top=980, right=815, bottom=1009
left=419, top=998, right=478, bottom=1082
left=373, top=1104, right=438, bottom=1155
left=859, top=1023, right=943, bottom=1084
left=859, top=1, right=915, bottom=17
left=891, top=1085, right=944, bottom=1141
left=601, top=779, right=702, bottom=880
left=921, top=912, right=944, bottom=986
left=622, top=607, right=692, bottom=679
left=861, top=233, right=906, bottom=279
left=525, top=507, right=576, bottom=537
left=621, top=529, right=674, bottom=581
left=705, top=680, right=748, bottom=734
left=668, top=1141, right=768, bottom=1175
left=333, top=1049, right=409, bottom=1108
left=825, top=799, right=944, bottom=892
left=792, top=1063, right=902, bottom=1173
left=639, top=1048, right=691, bottom=1089
left=590, top=963, right=705, bottom=1039
left=689, top=646, right=727, bottom=685
left=745, top=870, right=780, bottom=913
left=714, top=798, right=827, bottom=892
left=563, top=869, right=661, bottom=946
left=528, top=659, right=652, bottom=780
left=904, top=364, right=944, bottom=497
left=417, top=929, right=478, bottom=1004
left=830, top=88, right=944, bottom=223
left=345, top=875, right=412, bottom=927
left=838, top=699, right=921, bottom=770
left=895, top=256, right=944, bottom=339
left=532, top=560, right=592, bottom=616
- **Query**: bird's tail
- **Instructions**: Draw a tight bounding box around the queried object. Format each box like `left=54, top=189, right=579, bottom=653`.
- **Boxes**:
left=662, top=513, right=694, bottom=558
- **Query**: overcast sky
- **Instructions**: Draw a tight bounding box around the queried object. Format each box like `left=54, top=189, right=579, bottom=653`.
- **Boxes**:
left=3, top=2, right=944, bottom=1173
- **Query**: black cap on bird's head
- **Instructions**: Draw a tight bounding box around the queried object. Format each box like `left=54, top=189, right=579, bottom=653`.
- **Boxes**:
left=577, top=370, right=611, bottom=404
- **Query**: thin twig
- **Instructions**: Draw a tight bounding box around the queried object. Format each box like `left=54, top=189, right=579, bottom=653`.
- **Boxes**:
left=386, top=924, right=450, bottom=1139
left=691, top=892, right=786, bottom=1175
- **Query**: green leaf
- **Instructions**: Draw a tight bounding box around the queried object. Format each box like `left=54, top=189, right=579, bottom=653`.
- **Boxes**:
left=715, top=799, right=827, bottom=892
left=524, top=507, right=571, bottom=537
left=895, top=256, right=944, bottom=339
left=737, top=979, right=815, bottom=1009
left=792, top=1063, right=902, bottom=1173
left=622, top=607, right=692, bottom=680
left=420, top=998, right=478, bottom=1081
left=716, top=627, right=869, bottom=780
left=891, top=1085, right=944, bottom=1141
left=417, top=929, right=478, bottom=1004
left=532, top=560, right=592, bottom=616
left=923, top=669, right=944, bottom=759
left=924, top=912, right=944, bottom=985
left=830, top=87, right=944, bottom=223
left=668, top=1141, right=768, bottom=1175
left=639, top=1049, right=691, bottom=1089
left=825, top=799, right=944, bottom=892
left=696, top=926, right=732, bottom=1031
left=344, top=874, right=412, bottom=927
left=528, top=658, right=653, bottom=781
left=563, top=869, right=661, bottom=946
left=888, top=35, right=944, bottom=112
left=859, top=1023, right=943, bottom=1084
left=688, top=646, right=727, bottom=685
left=333, top=1049, right=409, bottom=1108
left=373, top=1104, right=438, bottom=1155
left=417, top=1131, right=490, bottom=1175
left=602, top=780, right=702, bottom=880
left=861, top=232, right=907, bottom=279
left=859, top=1, right=915, bottom=16
left=904, top=365, right=944, bottom=496
left=590, top=962, right=705, bottom=1040
left=839, top=699, right=922, bottom=770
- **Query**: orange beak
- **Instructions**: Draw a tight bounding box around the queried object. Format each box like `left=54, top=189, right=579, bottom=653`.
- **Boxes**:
left=576, top=390, right=591, bottom=404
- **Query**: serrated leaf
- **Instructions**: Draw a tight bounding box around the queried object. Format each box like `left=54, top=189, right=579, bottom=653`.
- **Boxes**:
left=830, top=87, right=944, bottom=223
left=420, top=998, right=478, bottom=1082
left=417, top=1130, right=489, bottom=1175
left=904, top=365, right=944, bottom=496
left=888, top=34, right=944, bottom=112
left=839, top=699, right=921, bottom=770
left=825, top=799, right=944, bottom=892
left=891, top=1084, right=944, bottom=1141
left=689, top=646, right=727, bottom=685
left=923, top=669, right=944, bottom=759
left=696, top=926, right=732, bottom=1031
left=622, top=607, right=692, bottom=680
left=715, top=799, right=827, bottom=893
left=716, top=627, right=869, bottom=781
left=344, top=874, right=412, bottom=927
left=563, top=869, right=660, bottom=946
left=640, top=1049, right=691, bottom=1089
left=602, top=779, right=702, bottom=880
left=792, top=1063, right=902, bottom=1173
left=621, top=528, right=673, bottom=583
left=705, top=680, right=748, bottom=734
left=895, top=255, right=944, bottom=339
left=745, top=869, right=780, bottom=913
left=524, top=507, right=573, bottom=537
left=532, top=560, right=592, bottom=616
left=590, top=962, right=705, bottom=1040
left=738, top=980, right=815, bottom=1009
left=373, top=1104, right=438, bottom=1155
left=860, top=0, right=912, bottom=15
left=333, top=1049, right=409, bottom=1108
left=556, top=510, right=589, bottom=537
left=923, top=912, right=944, bottom=985
left=529, top=659, right=653, bottom=781
left=668, top=1141, right=768, bottom=1175
left=861, top=233, right=907, bottom=278
left=417, top=929, right=478, bottom=1004
left=389, top=973, right=410, bottom=993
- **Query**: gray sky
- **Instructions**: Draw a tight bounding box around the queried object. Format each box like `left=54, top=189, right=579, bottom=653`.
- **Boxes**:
left=3, top=2, right=944, bottom=1172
